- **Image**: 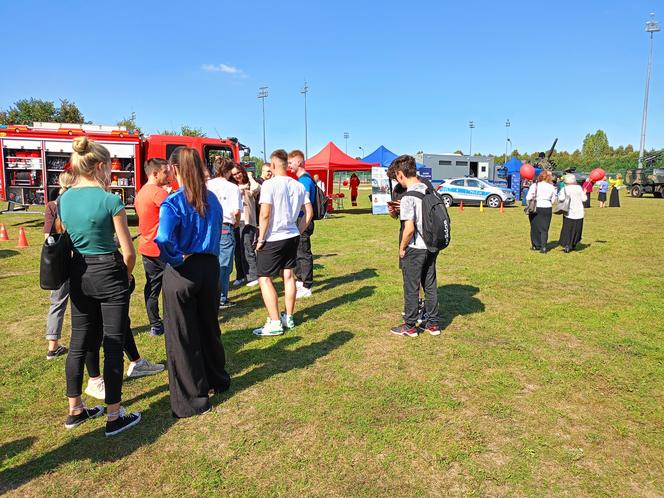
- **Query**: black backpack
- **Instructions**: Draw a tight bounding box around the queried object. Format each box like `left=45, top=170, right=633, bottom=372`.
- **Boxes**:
left=312, top=184, right=329, bottom=220
left=403, top=187, right=451, bottom=252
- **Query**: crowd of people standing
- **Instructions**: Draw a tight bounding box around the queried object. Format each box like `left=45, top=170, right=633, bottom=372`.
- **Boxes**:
left=45, top=140, right=320, bottom=433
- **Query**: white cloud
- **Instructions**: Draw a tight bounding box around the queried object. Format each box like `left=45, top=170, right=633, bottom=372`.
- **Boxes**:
left=201, top=64, right=247, bottom=77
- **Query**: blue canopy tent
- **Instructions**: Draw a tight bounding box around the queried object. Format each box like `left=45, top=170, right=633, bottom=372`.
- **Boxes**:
left=362, top=145, right=429, bottom=174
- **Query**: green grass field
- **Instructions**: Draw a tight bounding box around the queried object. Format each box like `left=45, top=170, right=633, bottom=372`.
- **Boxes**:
left=0, top=192, right=663, bottom=496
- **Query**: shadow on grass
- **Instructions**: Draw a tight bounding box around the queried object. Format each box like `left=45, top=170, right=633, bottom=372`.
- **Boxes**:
left=0, top=384, right=173, bottom=494
left=9, top=218, right=43, bottom=228
left=313, top=253, right=338, bottom=260
left=0, top=249, right=20, bottom=259
left=0, top=437, right=37, bottom=464
left=438, top=284, right=485, bottom=331
left=222, top=330, right=354, bottom=395
left=0, top=330, right=355, bottom=493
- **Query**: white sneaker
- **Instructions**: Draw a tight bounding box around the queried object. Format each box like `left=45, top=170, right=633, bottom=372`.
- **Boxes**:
left=246, top=279, right=259, bottom=287
left=280, top=312, right=296, bottom=330
left=84, top=377, right=106, bottom=400
left=296, top=287, right=312, bottom=299
left=252, top=318, right=284, bottom=337
left=296, top=280, right=304, bottom=290
left=127, top=358, right=165, bottom=378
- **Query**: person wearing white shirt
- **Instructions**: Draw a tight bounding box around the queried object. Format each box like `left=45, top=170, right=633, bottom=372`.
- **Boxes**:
left=207, top=157, right=242, bottom=307
left=526, top=170, right=557, bottom=253
left=558, top=174, right=587, bottom=253
left=253, top=149, right=313, bottom=337
left=313, top=174, right=326, bottom=193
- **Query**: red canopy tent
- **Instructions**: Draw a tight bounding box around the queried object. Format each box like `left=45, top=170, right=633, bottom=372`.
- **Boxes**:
left=304, top=141, right=379, bottom=197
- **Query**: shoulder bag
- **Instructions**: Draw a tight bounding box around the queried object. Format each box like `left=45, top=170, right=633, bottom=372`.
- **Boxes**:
left=553, top=189, right=571, bottom=215
left=523, top=184, right=538, bottom=215
left=39, top=198, right=72, bottom=290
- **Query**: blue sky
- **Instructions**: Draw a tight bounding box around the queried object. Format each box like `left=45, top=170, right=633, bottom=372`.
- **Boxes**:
left=1, top=0, right=662, bottom=159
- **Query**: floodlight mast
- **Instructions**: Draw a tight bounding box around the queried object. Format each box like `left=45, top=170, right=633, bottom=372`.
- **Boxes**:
left=258, top=87, right=269, bottom=162
left=638, top=13, right=660, bottom=168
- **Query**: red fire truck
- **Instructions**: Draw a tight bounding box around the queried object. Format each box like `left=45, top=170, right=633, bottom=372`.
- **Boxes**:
left=0, top=122, right=248, bottom=209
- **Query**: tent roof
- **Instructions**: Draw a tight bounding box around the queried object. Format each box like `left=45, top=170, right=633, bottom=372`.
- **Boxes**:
left=305, top=141, right=379, bottom=171
left=503, top=156, right=522, bottom=173
left=361, top=145, right=398, bottom=168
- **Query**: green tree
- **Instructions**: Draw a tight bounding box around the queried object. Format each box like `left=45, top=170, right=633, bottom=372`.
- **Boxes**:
left=55, top=99, right=85, bottom=123
left=180, top=125, right=206, bottom=137
left=245, top=155, right=264, bottom=168
left=0, top=98, right=86, bottom=125
left=582, top=130, right=610, bottom=161
left=454, top=149, right=463, bottom=155
left=158, top=126, right=206, bottom=137
left=117, top=115, right=141, bottom=134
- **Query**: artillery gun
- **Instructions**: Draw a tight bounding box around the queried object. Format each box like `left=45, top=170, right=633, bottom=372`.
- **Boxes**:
left=534, top=138, right=558, bottom=172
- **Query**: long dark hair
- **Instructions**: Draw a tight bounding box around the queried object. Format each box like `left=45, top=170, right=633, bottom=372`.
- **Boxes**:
left=169, top=147, right=208, bottom=217
left=231, top=163, right=249, bottom=185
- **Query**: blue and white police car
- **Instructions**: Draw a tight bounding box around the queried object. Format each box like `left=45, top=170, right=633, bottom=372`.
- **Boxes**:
left=436, top=178, right=516, bottom=208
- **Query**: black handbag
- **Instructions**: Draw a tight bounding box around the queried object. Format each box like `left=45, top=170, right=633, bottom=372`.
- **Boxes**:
left=523, top=184, right=537, bottom=215
left=39, top=199, right=72, bottom=290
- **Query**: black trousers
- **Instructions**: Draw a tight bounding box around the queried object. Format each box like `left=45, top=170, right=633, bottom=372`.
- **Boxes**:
left=295, top=221, right=315, bottom=289
left=162, top=254, right=230, bottom=418
left=142, top=255, right=165, bottom=328
left=233, top=226, right=245, bottom=281
left=66, top=252, right=129, bottom=405
left=241, top=224, right=258, bottom=282
left=401, top=247, right=440, bottom=327
left=529, top=207, right=552, bottom=249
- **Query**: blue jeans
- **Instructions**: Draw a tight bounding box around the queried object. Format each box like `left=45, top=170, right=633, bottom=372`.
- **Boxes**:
left=218, top=228, right=235, bottom=303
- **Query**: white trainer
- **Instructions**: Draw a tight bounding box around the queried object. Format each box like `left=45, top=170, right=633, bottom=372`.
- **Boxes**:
left=252, top=318, right=284, bottom=337
left=84, top=377, right=106, bottom=400
left=246, top=279, right=259, bottom=287
left=296, top=287, right=312, bottom=299
left=127, top=358, right=165, bottom=378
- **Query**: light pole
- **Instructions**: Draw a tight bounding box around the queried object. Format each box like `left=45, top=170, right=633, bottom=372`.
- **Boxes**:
left=358, top=146, right=365, bottom=158
left=258, top=86, right=269, bottom=162
left=344, top=132, right=350, bottom=153
left=638, top=13, right=660, bottom=168
left=301, top=81, right=309, bottom=158
left=505, top=119, right=511, bottom=165
left=468, top=121, right=475, bottom=159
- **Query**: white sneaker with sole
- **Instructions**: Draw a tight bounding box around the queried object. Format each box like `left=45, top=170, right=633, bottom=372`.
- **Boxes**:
left=296, top=287, right=312, bottom=299
left=296, top=280, right=304, bottom=290
left=84, top=377, right=106, bottom=400
left=127, top=358, right=165, bottom=378
left=252, top=318, right=284, bottom=337
left=246, top=279, right=259, bottom=287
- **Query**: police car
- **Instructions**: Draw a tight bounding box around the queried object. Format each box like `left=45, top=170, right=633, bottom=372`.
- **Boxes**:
left=436, top=177, right=515, bottom=208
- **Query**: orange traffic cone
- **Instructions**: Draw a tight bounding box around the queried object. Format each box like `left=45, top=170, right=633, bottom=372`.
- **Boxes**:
left=16, top=226, right=29, bottom=248
left=0, top=223, right=8, bottom=241
left=500, top=202, right=505, bottom=214
left=459, top=201, right=464, bottom=212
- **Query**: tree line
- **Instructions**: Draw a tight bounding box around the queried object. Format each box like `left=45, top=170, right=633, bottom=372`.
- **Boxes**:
left=463, top=130, right=663, bottom=173
left=0, top=98, right=206, bottom=137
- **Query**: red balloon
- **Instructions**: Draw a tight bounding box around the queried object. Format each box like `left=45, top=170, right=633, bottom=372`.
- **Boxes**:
left=342, top=180, right=349, bottom=187
left=520, top=163, right=535, bottom=181
left=589, top=168, right=606, bottom=182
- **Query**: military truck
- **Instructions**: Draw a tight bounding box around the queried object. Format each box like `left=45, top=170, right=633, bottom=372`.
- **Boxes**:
left=625, top=168, right=664, bottom=198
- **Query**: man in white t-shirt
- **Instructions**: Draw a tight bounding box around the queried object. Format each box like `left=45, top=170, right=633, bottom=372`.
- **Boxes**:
left=207, top=156, right=242, bottom=308
left=253, top=149, right=313, bottom=336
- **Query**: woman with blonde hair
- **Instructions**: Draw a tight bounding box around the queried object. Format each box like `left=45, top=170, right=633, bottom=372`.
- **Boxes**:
left=526, top=170, right=557, bottom=253
left=156, top=147, right=231, bottom=418
left=59, top=136, right=140, bottom=436
left=558, top=174, right=587, bottom=253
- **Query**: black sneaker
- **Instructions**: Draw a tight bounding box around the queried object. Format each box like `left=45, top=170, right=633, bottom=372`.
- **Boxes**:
left=219, top=300, right=236, bottom=309
left=64, top=405, right=104, bottom=429
left=46, top=345, right=68, bottom=360
left=149, top=324, right=164, bottom=336
left=105, top=407, right=141, bottom=437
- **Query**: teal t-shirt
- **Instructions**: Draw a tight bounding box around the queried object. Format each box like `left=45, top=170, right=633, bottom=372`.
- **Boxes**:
left=60, top=186, right=125, bottom=255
